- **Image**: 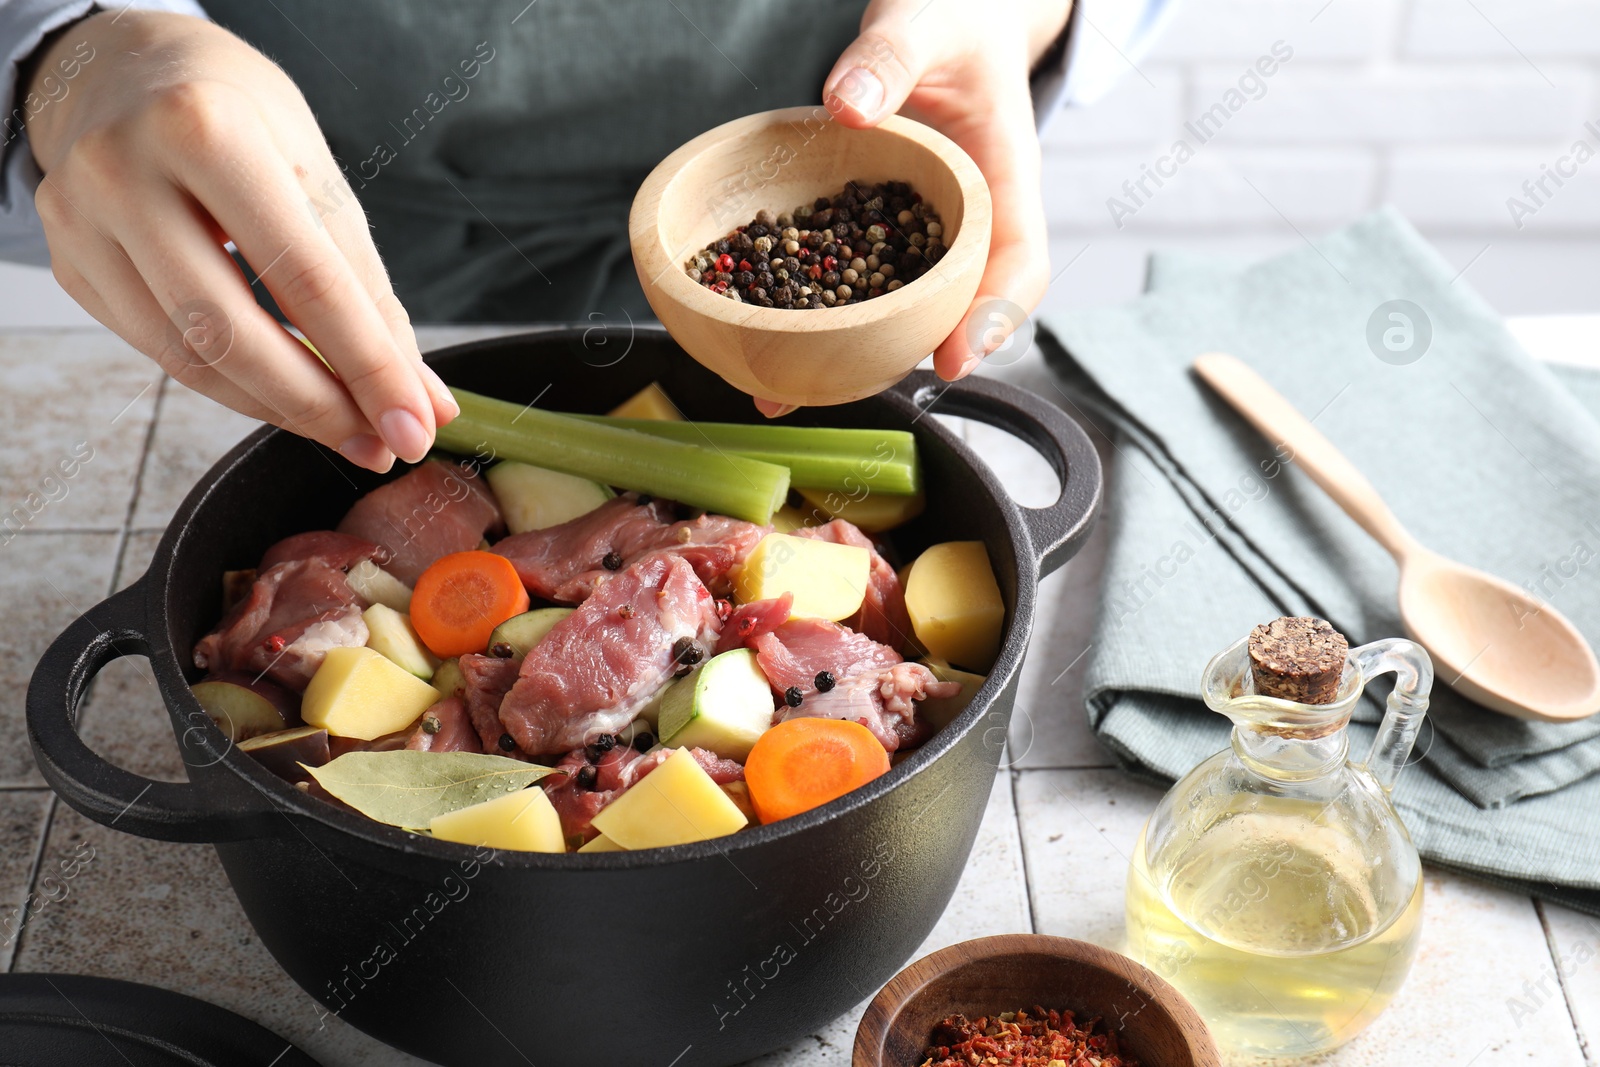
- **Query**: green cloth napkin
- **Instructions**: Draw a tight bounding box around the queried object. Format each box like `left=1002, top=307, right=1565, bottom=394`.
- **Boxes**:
left=1042, top=207, right=1600, bottom=915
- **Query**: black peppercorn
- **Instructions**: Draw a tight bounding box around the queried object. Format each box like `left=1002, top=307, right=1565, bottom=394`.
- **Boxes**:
left=498, top=733, right=517, bottom=752
left=585, top=734, right=616, bottom=762
left=636, top=494, right=653, bottom=507
left=490, top=641, right=515, bottom=659
left=576, top=765, right=598, bottom=790
left=814, top=670, right=836, bottom=692
left=784, top=686, right=804, bottom=707
left=602, top=550, right=623, bottom=571
left=632, top=731, right=655, bottom=752
left=674, top=664, right=693, bottom=679
left=422, top=715, right=442, bottom=734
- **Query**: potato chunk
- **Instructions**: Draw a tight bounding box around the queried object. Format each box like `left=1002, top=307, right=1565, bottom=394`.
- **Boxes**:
left=590, top=748, right=748, bottom=849
left=733, top=533, right=869, bottom=622
left=429, top=787, right=564, bottom=852
left=301, top=647, right=442, bottom=740
left=904, top=541, right=1004, bottom=671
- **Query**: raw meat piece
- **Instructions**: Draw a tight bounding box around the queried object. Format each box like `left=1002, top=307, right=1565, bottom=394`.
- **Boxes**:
left=794, top=519, right=913, bottom=652
left=714, top=594, right=793, bottom=655
left=493, top=493, right=766, bottom=603
left=193, top=558, right=367, bottom=691
left=498, top=555, right=718, bottom=755
left=336, top=460, right=502, bottom=584
left=456, top=653, right=522, bottom=753
left=751, top=617, right=902, bottom=694
left=259, top=531, right=387, bottom=573
left=405, top=696, right=480, bottom=753
left=752, top=617, right=958, bottom=752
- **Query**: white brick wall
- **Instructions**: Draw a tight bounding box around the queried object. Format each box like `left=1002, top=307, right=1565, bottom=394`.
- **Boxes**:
left=1040, top=0, right=1600, bottom=316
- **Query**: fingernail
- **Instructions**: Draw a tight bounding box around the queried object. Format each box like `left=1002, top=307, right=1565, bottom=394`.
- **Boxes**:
left=338, top=433, right=394, bottom=473
left=379, top=408, right=431, bottom=463
left=958, top=353, right=982, bottom=378
left=829, top=67, right=884, bottom=120
left=421, top=363, right=460, bottom=417
left=753, top=397, right=797, bottom=418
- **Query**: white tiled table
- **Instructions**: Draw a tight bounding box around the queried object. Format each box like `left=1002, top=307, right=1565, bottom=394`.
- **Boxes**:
left=1, top=321, right=1596, bottom=1066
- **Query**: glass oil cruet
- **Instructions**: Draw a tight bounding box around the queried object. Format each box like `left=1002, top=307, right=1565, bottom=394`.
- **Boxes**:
left=1125, top=617, right=1432, bottom=1059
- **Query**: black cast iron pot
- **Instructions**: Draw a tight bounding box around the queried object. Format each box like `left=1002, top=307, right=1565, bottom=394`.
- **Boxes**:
left=27, top=325, right=1100, bottom=1067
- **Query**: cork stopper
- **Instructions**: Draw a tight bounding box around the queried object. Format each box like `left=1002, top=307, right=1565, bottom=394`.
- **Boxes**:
left=1248, top=617, right=1349, bottom=705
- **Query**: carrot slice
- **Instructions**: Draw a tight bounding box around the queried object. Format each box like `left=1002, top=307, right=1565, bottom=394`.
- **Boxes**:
left=743, top=718, right=890, bottom=823
left=410, top=551, right=529, bottom=658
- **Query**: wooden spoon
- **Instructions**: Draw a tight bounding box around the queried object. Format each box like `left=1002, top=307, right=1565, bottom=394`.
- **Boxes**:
left=1194, top=352, right=1600, bottom=723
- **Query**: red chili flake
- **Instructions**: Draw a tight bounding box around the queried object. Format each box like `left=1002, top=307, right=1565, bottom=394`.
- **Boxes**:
left=807, top=265, right=822, bottom=281
left=263, top=634, right=287, bottom=654
left=918, top=1007, right=1136, bottom=1067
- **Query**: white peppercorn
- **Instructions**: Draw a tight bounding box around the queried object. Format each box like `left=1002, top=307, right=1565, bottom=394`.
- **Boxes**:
left=841, top=268, right=859, bottom=285
left=850, top=257, right=867, bottom=273
left=869, top=272, right=885, bottom=289
left=897, top=209, right=915, bottom=226
left=925, top=221, right=943, bottom=238
left=886, top=279, right=904, bottom=291
left=865, top=254, right=880, bottom=271
left=835, top=284, right=853, bottom=300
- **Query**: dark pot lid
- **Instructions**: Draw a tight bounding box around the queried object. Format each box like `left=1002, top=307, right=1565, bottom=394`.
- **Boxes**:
left=0, top=974, right=321, bottom=1066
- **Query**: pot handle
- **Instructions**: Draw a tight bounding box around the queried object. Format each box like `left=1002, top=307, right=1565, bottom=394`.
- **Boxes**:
left=890, top=370, right=1102, bottom=577
left=27, top=579, right=279, bottom=843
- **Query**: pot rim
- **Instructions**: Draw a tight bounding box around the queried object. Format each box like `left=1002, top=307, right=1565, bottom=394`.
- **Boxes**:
left=35, top=323, right=1101, bottom=867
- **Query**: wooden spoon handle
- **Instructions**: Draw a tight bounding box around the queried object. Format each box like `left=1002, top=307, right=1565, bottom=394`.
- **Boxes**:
left=1193, top=353, right=1416, bottom=560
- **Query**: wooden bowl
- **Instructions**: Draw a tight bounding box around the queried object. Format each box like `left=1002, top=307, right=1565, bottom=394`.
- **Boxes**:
left=853, top=934, right=1221, bottom=1067
left=629, top=106, right=992, bottom=407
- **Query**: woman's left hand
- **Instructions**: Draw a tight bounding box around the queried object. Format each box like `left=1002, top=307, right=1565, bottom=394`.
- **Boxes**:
left=752, top=0, right=1068, bottom=414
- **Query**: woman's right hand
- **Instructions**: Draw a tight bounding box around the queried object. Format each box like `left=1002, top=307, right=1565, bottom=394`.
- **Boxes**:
left=26, top=10, right=456, bottom=472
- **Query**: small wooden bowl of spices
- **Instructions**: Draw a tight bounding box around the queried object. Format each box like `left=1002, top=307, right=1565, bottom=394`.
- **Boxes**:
left=853, top=934, right=1221, bottom=1067
left=630, top=106, right=991, bottom=408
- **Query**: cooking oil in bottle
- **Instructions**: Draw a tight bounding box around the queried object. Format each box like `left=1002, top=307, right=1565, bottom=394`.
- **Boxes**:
left=1126, top=623, right=1432, bottom=1059
left=1126, top=811, right=1423, bottom=1058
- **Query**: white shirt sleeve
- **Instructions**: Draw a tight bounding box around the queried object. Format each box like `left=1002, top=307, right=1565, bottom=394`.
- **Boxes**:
left=1037, top=0, right=1180, bottom=121
left=0, top=0, right=208, bottom=266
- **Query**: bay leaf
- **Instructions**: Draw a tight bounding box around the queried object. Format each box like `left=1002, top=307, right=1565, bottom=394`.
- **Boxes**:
left=303, top=751, right=559, bottom=830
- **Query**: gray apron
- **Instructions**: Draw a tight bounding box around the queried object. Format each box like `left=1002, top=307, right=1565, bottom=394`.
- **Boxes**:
left=205, top=0, right=865, bottom=323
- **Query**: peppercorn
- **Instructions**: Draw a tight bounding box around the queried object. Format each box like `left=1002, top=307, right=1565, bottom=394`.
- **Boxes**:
left=784, top=686, right=804, bottom=707
left=685, top=181, right=940, bottom=309
left=602, top=550, right=623, bottom=571
left=575, top=765, right=598, bottom=790
left=672, top=636, right=703, bottom=664
left=490, top=641, right=515, bottom=659
left=632, top=730, right=656, bottom=752
left=815, top=670, right=836, bottom=692
left=674, top=664, right=694, bottom=679
left=422, top=715, right=442, bottom=734
left=498, top=733, right=517, bottom=752
left=585, top=734, right=617, bottom=762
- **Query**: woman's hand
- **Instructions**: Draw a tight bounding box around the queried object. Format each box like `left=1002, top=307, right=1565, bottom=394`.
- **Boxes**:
left=26, top=11, right=456, bottom=472
left=781, top=0, right=1068, bottom=406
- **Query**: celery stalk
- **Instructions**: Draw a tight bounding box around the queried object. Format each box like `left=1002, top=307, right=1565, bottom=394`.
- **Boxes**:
left=437, top=390, right=789, bottom=524
left=570, top=416, right=920, bottom=495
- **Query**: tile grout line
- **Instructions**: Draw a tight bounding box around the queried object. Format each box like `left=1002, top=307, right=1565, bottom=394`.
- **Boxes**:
left=12, top=373, right=169, bottom=970
left=1010, top=769, right=1042, bottom=935
left=110, top=374, right=171, bottom=588
left=1534, top=898, right=1595, bottom=1065
left=5, top=791, right=61, bottom=973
